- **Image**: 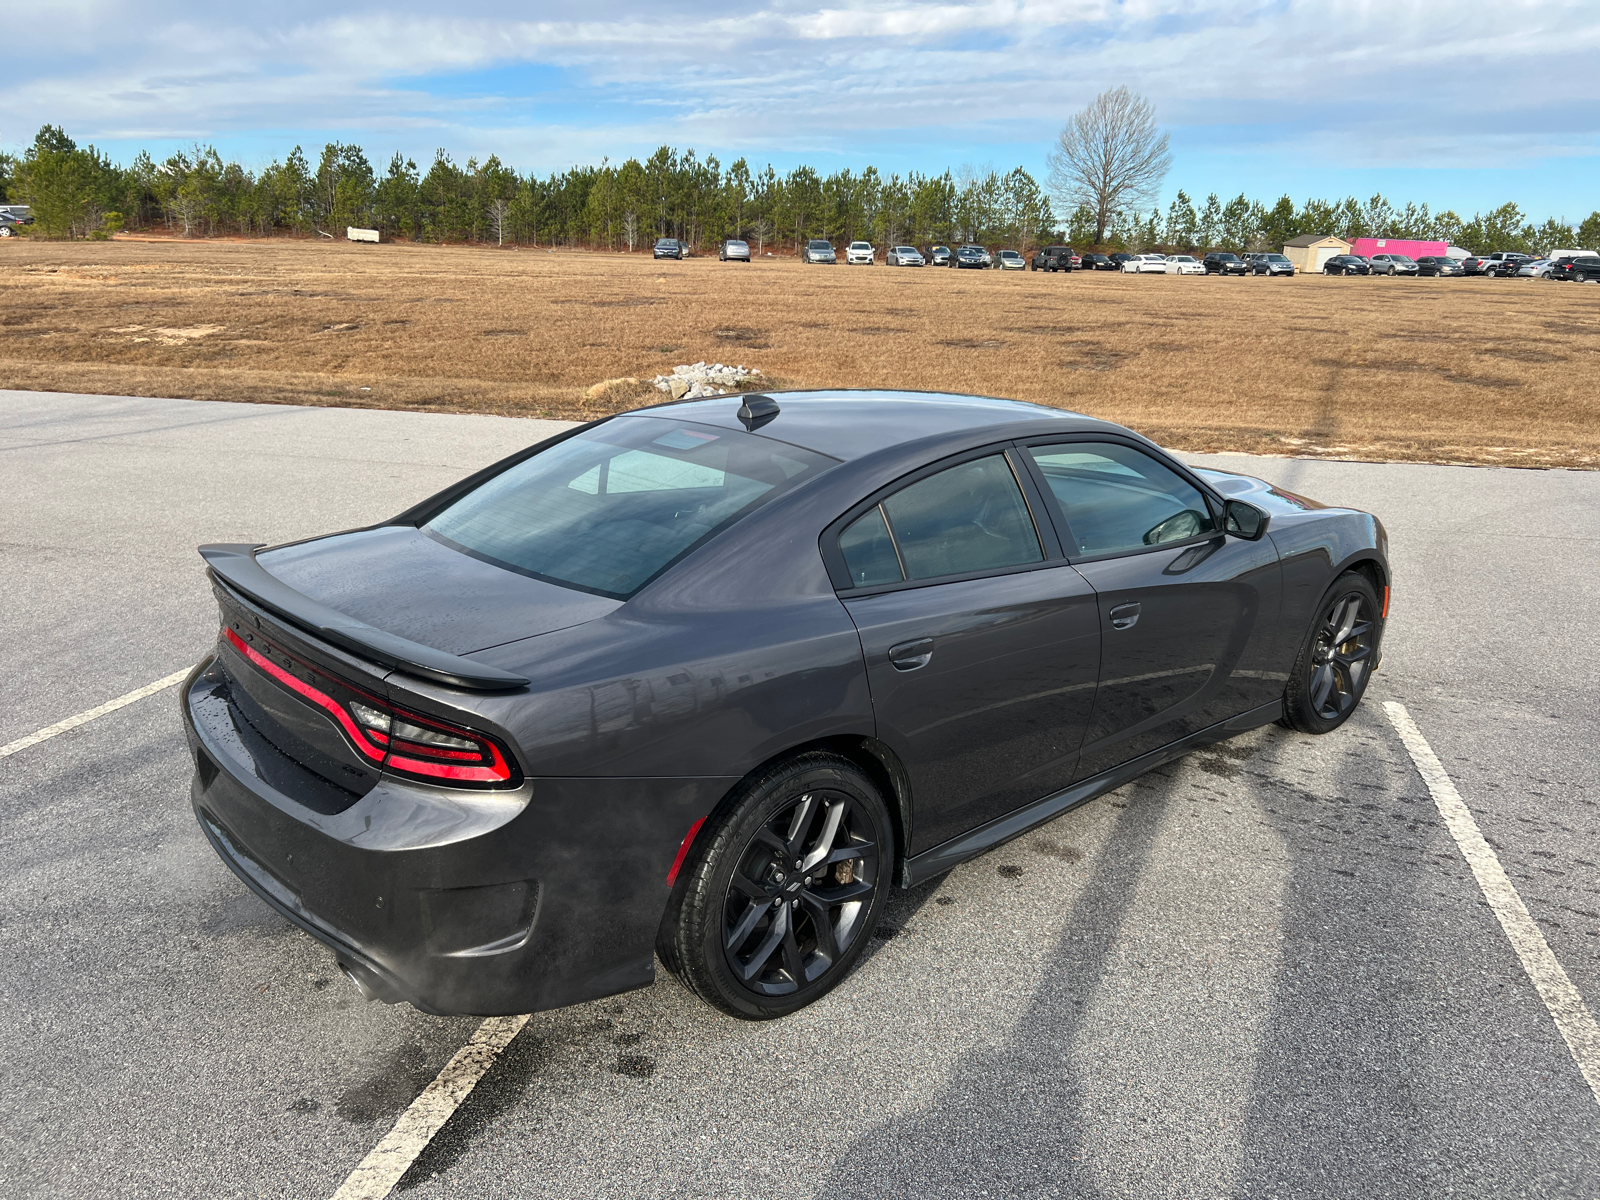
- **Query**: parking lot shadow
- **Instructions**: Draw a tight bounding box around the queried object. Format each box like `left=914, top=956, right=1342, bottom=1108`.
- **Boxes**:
left=808, top=768, right=1178, bottom=1200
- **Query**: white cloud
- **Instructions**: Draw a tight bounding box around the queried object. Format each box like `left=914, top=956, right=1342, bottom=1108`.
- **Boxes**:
left=1, top=0, right=1597, bottom=177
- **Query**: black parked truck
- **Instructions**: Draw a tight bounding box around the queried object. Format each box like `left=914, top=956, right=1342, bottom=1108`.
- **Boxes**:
left=1031, top=246, right=1075, bottom=272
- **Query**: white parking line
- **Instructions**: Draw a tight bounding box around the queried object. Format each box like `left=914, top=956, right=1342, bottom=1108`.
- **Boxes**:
left=1385, top=700, right=1600, bottom=1106
left=0, top=669, right=193, bottom=760
left=330, top=1014, right=531, bottom=1200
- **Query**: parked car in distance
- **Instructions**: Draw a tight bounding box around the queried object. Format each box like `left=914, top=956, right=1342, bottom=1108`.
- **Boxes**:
left=0, top=214, right=20, bottom=238
left=719, top=239, right=750, bottom=262
left=1122, top=253, right=1168, bottom=274
left=1107, top=253, right=1136, bottom=269
left=1567, top=257, right=1600, bottom=282
left=846, top=241, right=875, bottom=265
left=653, top=238, right=686, bottom=260
left=1322, top=255, right=1371, bottom=276
left=803, top=239, right=838, bottom=264
left=953, top=245, right=989, bottom=269
left=1368, top=253, right=1419, bottom=277
left=886, top=246, right=925, bottom=267
left=1550, top=255, right=1600, bottom=281
left=1203, top=252, right=1249, bottom=275
left=995, top=249, right=1026, bottom=270
left=1165, top=255, right=1205, bottom=275
left=1415, top=256, right=1463, bottom=277
left=929, top=245, right=952, bottom=266
left=1246, top=252, right=1295, bottom=276
left=1514, top=258, right=1555, bottom=278
left=184, top=389, right=1389, bottom=1021
left=1480, top=252, right=1533, bottom=277
left=1079, top=253, right=1114, bottom=271
left=1460, top=256, right=1494, bottom=276
left=1031, top=246, right=1075, bottom=272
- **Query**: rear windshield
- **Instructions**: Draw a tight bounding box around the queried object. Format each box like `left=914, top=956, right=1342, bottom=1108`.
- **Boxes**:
left=426, top=417, right=836, bottom=599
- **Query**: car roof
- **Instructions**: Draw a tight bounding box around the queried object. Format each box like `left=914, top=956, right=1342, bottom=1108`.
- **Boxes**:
left=631, top=390, right=1106, bottom=462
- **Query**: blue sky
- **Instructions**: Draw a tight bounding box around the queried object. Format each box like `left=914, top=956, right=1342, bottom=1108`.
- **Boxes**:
left=4, top=0, right=1598, bottom=222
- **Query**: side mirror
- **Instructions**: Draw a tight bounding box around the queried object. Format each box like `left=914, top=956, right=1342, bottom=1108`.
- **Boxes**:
left=1223, top=499, right=1270, bottom=540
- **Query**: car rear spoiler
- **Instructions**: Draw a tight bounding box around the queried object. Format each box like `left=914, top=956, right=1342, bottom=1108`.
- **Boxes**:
left=198, top=543, right=530, bottom=692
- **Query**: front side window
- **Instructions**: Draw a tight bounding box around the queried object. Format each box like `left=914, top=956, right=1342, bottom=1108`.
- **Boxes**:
left=1026, top=442, right=1217, bottom=558
left=838, top=454, right=1042, bottom=587
left=427, top=418, right=833, bottom=599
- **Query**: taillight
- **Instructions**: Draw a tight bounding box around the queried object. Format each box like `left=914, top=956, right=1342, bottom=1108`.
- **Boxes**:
left=221, top=627, right=518, bottom=787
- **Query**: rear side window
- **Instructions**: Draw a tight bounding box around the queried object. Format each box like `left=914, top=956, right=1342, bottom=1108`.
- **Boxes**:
left=838, top=454, right=1042, bottom=586
left=427, top=418, right=834, bottom=599
left=1026, top=442, right=1216, bottom=558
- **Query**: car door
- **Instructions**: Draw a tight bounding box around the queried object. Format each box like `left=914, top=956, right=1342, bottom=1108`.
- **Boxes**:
left=823, top=448, right=1102, bottom=855
left=1017, top=439, right=1283, bottom=782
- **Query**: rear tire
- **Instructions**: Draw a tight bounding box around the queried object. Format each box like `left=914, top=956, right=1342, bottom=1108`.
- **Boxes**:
left=658, top=753, right=894, bottom=1019
left=1281, top=572, right=1382, bottom=734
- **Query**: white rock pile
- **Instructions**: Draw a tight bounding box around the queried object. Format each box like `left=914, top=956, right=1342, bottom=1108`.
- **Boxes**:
left=653, top=362, right=763, bottom=400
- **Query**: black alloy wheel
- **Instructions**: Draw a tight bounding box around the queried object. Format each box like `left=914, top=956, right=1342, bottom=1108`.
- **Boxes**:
left=1282, top=571, right=1382, bottom=734
left=659, top=753, right=892, bottom=1019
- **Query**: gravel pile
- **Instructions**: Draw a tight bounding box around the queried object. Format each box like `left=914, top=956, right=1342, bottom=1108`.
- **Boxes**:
left=652, top=362, right=763, bottom=400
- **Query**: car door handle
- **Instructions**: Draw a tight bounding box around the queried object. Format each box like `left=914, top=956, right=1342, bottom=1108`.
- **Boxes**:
left=888, top=638, right=934, bottom=671
left=1109, top=602, right=1141, bottom=631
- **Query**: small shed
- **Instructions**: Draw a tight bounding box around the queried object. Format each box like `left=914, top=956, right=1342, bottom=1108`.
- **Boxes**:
left=1283, top=234, right=1350, bottom=273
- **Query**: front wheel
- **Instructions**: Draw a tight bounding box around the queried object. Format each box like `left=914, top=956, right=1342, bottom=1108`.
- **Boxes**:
left=1281, top=571, right=1382, bottom=734
left=658, top=753, right=894, bottom=1019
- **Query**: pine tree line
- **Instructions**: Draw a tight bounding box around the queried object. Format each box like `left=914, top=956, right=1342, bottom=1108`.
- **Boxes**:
left=3, top=125, right=1596, bottom=255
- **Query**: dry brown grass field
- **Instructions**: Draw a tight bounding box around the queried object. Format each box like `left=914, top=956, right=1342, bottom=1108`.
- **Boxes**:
left=2, top=236, right=1596, bottom=466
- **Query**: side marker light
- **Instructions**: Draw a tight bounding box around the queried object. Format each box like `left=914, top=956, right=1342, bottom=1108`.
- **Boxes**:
left=666, top=817, right=707, bottom=888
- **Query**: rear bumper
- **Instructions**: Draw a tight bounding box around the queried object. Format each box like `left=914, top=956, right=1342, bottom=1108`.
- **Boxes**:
left=182, top=656, right=729, bottom=1015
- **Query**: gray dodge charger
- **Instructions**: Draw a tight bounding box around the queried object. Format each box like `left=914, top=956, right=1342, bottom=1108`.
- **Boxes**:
left=183, top=391, right=1388, bottom=1020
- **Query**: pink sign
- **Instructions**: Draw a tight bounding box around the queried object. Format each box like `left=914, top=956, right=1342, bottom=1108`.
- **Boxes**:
left=1348, top=237, right=1448, bottom=259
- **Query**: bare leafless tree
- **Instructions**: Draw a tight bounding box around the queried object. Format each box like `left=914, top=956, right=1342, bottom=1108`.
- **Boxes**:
left=1046, top=87, right=1172, bottom=246
left=622, top=209, right=638, bottom=252
left=487, top=198, right=511, bottom=247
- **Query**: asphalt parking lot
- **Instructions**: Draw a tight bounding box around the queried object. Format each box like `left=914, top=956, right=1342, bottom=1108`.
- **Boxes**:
left=3, top=389, right=1598, bottom=1199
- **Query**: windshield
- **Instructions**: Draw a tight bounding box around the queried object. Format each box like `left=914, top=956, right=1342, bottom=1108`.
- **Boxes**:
left=808, top=240, right=831, bottom=249
left=426, top=418, right=836, bottom=599
left=727, top=240, right=747, bottom=247
left=850, top=243, right=871, bottom=249
left=1393, top=255, right=1415, bottom=263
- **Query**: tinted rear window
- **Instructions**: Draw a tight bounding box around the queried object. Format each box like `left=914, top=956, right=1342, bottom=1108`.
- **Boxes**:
left=426, top=418, right=835, bottom=598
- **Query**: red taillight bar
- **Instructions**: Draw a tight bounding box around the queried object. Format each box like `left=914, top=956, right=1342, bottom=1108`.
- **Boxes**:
left=225, top=627, right=384, bottom=762
left=1381, top=585, right=1390, bottom=619
left=221, top=626, right=514, bottom=786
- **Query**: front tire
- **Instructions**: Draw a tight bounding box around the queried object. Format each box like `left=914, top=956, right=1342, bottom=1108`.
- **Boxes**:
left=659, top=753, right=894, bottom=1019
left=1281, top=572, right=1382, bottom=734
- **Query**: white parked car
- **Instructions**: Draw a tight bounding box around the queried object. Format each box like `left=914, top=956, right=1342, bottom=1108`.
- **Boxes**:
left=886, top=246, right=925, bottom=267
left=1164, top=255, right=1205, bottom=275
left=845, top=241, right=875, bottom=265
left=1121, top=254, right=1168, bottom=274
left=995, top=249, right=1027, bottom=270
left=1515, top=258, right=1556, bottom=278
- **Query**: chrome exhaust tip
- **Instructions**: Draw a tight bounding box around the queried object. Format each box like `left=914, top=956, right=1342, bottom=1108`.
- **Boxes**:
left=339, top=961, right=379, bottom=1002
